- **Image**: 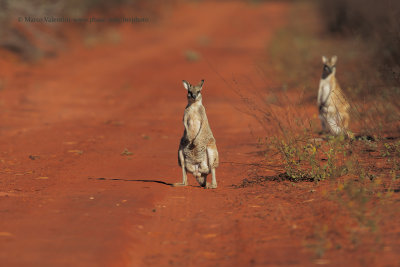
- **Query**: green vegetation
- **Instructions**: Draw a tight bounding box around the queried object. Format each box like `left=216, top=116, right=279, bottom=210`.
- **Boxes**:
left=184, top=50, right=201, bottom=62
left=271, top=135, right=347, bottom=182
left=248, top=0, right=400, bottom=260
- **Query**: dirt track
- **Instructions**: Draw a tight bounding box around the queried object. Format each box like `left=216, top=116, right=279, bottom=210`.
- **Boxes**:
left=1, top=2, right=398, bottom=266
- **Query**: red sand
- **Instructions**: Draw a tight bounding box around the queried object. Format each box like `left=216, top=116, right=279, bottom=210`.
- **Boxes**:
left=0, top=2, right=399, bottom=266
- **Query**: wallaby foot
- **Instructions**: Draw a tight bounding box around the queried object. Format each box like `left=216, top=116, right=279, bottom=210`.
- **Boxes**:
left=203, top=168, right=217, bottom=189
left=172, top=182, right=188, bottom=187
left=205, top=182, right=217, bottom=189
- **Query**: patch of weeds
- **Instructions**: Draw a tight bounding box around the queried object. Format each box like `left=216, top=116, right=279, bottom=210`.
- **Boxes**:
left=141, top=134, right=150, bottom=140
left=381, top=140, right=400, bottom=158
left=184, top=50, right=200, bottom=62
left=359, top=137, right=378, bottom=153
left=269, top=134, right=348, bottom=182
left=121, top=148, right=133, bottom=156
left=390, top=159, right=400, bottom=179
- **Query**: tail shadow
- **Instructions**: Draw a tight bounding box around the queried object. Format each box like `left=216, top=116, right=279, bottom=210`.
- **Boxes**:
left=89, top=177, right=173, bottom=186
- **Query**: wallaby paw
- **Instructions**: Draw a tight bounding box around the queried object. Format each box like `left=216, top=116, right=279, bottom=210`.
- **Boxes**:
left=205, top=182, right=217, bottom=189
left=172, top=182, right=188, bottom=187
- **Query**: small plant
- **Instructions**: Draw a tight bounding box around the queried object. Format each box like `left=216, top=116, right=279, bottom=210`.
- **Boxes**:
left=121, top=148, right=133, bottom=156
left=184, top=50, right=200, bottom=62
left=270, top=133, right=347, bottom=182
left=381, top=141, right=400, bottom=158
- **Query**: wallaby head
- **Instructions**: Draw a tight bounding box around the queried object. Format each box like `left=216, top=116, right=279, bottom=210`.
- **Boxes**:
left=321, top=55, right=337, bottom=79
left=183, top=79, right=204, bottom=103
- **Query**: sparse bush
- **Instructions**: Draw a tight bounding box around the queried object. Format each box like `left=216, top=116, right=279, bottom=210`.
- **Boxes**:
left=271, top=134, right=347, bottom=182
left=252, top=1, right=400, bottom=257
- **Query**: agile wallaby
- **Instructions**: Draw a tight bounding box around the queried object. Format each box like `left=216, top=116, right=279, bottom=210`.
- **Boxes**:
left=318, top=55, right=352, bottom=137
left=174, top=79, right=219, bottom=189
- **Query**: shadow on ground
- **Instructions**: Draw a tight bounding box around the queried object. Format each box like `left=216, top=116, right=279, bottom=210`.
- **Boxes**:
left=88, top=177, right=207, bottom=188
left=89, top=177, right=174, bottom=186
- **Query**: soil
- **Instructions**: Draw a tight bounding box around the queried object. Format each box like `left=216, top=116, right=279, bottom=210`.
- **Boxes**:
left=0, top=1, right=399, bottom=267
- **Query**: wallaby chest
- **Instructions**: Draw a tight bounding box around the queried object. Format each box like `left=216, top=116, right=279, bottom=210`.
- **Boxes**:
left=183, top=104, right=203, bottom=140
left=318, top=77, right=333, bottom=107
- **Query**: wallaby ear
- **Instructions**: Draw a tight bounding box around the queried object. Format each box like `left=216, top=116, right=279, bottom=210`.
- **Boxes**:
left=331, top=55, right=338, bottom=65
left=182, top=80, right=190, bottom=90
left=198, top=79, right=204, bottom=89
left=322, top=56, right=328, bottom=64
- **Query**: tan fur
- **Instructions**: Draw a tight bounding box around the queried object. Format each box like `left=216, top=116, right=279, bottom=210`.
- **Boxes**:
left=174, top=80, right=219, bottom=189
left=318, top=56, right=352, bottom=137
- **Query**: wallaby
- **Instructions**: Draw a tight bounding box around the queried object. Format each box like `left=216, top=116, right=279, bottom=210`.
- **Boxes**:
left=318, top=55, right=352, bottom=137
left=174, top=79, right=219, bottom=189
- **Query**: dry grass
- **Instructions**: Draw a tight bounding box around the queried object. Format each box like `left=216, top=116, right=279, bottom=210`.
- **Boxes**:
left=239, top=0, right=400, bottom=259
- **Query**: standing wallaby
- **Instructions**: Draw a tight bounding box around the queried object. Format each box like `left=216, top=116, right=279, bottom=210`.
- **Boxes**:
left=318, top=55, right=352, bottom=137
left=174, top=79, right=219, bottom=189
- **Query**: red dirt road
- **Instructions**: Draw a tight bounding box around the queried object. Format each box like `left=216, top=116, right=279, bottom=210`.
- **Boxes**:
left=1, top=2, right=398, bottom=267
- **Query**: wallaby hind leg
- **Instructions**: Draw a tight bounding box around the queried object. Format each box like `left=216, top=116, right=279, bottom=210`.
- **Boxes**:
left=327, top=115, right=342, bottom=136
left=206, top=146, right=217, bottom=189
left=173, top=149, right=188, bottom=187
left=341, top=113, right=353, bottom=138
left=206, top=168, right=217, bottom=189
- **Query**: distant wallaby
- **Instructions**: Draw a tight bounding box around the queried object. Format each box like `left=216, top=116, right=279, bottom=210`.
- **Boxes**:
left=174, top=79, right=219, bottom=189
left=318, top=55, right=352, bottom=137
